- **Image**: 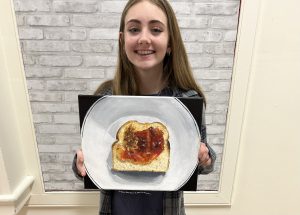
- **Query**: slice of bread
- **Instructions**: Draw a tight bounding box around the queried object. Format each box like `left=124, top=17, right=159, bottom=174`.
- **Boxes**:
left=112, top=120, right=170, bottom=172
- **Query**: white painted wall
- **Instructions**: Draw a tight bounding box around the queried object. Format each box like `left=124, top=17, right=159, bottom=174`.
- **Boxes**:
left=0, top=0, right=300, bottom=214
left=187, top=0, right=300, bottom=214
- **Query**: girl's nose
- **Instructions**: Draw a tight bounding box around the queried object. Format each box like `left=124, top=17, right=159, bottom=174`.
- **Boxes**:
left=138, top=30, right=151, bottom=45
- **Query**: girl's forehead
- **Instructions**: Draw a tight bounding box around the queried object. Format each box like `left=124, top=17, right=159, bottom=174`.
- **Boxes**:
left=124, top=1, right=167, bottom=25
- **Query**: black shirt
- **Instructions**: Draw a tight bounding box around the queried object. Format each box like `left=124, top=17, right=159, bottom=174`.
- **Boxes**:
left=112, top=190, right=163, bottom=215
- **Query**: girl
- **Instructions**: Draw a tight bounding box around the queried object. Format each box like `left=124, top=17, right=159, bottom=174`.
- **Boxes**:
left=73, top=0, right=216, bottom=214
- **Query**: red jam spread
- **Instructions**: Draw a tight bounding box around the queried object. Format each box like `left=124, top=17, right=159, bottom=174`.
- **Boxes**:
left=119, top=126, right=164, bottom=165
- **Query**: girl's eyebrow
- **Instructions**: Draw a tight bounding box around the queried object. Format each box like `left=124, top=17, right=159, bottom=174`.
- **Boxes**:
left=126, top=19, right=166, bottom=26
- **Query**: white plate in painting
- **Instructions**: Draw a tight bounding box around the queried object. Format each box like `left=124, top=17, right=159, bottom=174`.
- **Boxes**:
left=81, top=96, right=200, bottom=191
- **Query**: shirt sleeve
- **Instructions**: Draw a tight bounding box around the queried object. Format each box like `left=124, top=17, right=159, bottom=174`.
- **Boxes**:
left=72, top=153, right=84, bottom=181
left=198, top=106, right=217, bottom=174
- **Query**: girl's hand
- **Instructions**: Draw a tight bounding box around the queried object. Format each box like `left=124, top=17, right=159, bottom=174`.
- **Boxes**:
left=198, top=142, right=212, bottom=168
left=76, top=149, right=86, bottom=177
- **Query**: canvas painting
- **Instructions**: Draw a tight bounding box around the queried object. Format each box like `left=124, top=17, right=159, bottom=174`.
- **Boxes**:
left=79, top=95, right=203, bottom=191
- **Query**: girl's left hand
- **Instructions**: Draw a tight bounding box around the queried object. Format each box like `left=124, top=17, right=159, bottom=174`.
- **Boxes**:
left=198, top=142, right=212, bottom=167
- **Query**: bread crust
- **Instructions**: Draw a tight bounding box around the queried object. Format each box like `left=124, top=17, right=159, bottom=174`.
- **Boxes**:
left=112, top=120, right=170, bottom=172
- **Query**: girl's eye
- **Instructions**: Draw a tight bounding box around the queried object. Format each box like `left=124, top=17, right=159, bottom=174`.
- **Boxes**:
left=152, top=28, right=163, bottom=34
left=128, top=28, right=140, bottom=33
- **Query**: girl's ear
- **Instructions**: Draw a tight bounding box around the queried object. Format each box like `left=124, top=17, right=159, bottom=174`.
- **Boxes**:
left=167, top=40, right=171, bottom=54
left=119, top=32, right=123, bottom=43
left=167, top=47, right=171, bottom=55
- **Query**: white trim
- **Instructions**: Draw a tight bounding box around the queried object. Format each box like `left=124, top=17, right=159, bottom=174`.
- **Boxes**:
left=0, top=0, right=44, bottom=195
left=0, top=149, right=11, bottom=194
left=28, top=192, right=100, bottom=207
left=0, top=176, right=34, bottom=214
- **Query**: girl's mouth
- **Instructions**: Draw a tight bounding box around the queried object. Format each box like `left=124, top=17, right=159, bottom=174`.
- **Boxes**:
left=135, top=50, right=155, bottom=56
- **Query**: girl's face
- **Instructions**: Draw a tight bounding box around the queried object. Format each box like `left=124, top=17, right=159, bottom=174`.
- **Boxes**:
left=122, top=1, right=170, bottom=73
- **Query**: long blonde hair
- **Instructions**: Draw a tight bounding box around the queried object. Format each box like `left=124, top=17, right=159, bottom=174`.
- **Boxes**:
left=95, top=0, right=205, bottom=102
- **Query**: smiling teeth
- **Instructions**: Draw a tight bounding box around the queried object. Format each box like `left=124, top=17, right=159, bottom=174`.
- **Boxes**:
left=137, top=50, right=154, bottom=55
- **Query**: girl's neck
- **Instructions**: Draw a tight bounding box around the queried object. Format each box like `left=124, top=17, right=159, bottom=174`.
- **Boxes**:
left=135, top=67, right=167, bottom=95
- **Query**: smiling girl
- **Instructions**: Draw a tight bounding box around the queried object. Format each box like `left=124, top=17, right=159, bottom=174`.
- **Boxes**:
left=73, top=0, right=216, bottom=214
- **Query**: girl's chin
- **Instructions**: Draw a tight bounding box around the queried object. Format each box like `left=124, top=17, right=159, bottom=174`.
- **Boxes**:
left=134, top=62, right=162, bottom=72
left=132, top=59, right=155, bottom=68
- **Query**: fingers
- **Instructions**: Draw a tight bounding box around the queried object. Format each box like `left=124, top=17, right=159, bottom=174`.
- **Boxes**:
left=199, top=153, right=211, bottom=167
left=198, top=143, right=212, bottom=167
left=76, top=149, right=86, bottom=177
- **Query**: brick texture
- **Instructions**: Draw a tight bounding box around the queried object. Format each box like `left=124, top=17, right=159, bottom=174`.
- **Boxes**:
left=13, top=0, right=240, bottom=191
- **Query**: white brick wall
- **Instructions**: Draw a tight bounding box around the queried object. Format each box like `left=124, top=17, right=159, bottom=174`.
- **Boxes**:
left=13, top=0, right=240, bottom=191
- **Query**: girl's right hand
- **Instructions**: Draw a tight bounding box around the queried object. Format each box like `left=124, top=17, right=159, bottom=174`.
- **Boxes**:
left=76, top=149, right=86, bottom=177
